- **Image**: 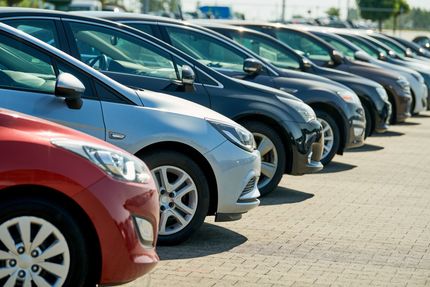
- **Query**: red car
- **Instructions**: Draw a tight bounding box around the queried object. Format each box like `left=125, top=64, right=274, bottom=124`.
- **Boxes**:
left=0, top=109, right=159, bottom=286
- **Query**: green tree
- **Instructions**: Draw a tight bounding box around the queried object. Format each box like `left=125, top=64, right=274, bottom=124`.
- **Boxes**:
left=392, top=0, right=410, bottom=32
left=356, top=0, right=397, bottom=31
left=326, top=7, right=340, bottom=17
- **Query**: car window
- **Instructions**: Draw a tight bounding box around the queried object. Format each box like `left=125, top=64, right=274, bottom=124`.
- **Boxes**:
left=275, top=30, right=332, bottom=63
left=342, top=35, right=379, bottom=58
left=4, top=19, right=59, bottom=48
left=374, top=36, right=405, bottom=56
left=317, top=34, right=356, bottom=60
left=165, top=26, right=246, bottom=72
left=0, top=33, right=56, bottom=94
left=125, top=23, right=157, bottom=36
left=66, top=22, right=179, bottom=81
left=231, top=31, right=301, bottom=70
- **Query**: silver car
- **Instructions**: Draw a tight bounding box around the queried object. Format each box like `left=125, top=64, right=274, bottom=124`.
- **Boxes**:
left=0, top=23, right=261, bottom=245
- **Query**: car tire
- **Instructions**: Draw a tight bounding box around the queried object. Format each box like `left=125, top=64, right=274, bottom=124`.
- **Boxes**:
left=0, top=197, right=94, bottom=287
left=363, top=103, right=373, bottom=139
left=142, top=150, right=210, bottom=246
left=316, top=110, right=340, bottom=166
left=241, top=121, right=286, bottom=197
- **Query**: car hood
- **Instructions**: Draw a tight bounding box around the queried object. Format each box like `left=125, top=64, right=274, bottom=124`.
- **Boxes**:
left=313, top=65, right=382, bottom=89
left=231, top=77, right=303, bottom=101
left=347, top=59, right=403, bottom=81
left=135, top=89, right=236, bottom=124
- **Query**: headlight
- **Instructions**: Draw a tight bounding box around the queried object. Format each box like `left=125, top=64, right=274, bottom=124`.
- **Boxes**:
left=396, top=78, right=410, bottom=92
left=277, top=96, right=316, bottom=122
left=336, top=90, right=361, bottom=105
left=52, top=139, right=151, bottom=184
left=376, top=86, right=389, bottom=102
left=208, top=120, right=256, bottom=152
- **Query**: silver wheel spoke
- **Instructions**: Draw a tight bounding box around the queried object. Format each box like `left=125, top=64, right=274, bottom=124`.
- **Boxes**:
left=32, top=275, right=51, bottom=287
left=169, top=174, right=187, bottom=192
left=23, top=273, right=31, bottom=287
left=318, top=118, right=334, bottom=159
left=261, top=162, right=276, bottom=179
left=4, top=270, right=17, bottom=287
left=175, top=184, right=194, bottom=199
left=171, top=210, right=187, bottom=226
left=257, top=136, right=274, bottom=157
left=159, top=210, right=171, bottom=234
left=174, top=200, right=194, bottom=215
left=31, top=224, right=52, bottom=250
left=0, top=267, right=16, bottom=279
left=38, top=261, right=68, bottom=278
left=0, top=249, right=14, bottom=260
left=18, top=218, right=31, bottom=252
left=38, top=240, right=67, bottom=261
left=0, top=225, right=17, bottom=255
left=158, top=167, right=170, bottom=191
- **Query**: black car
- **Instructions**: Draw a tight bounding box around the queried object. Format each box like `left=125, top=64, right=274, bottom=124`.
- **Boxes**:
left=231, top=22, right=412, bottom=125
left=0, top=8, right=324, bottom=195
left=387, top=35, right=430, bottom=59
left=196, top=22, right=391, bottom=138
left=93, top=12, right=367, bottom=166
left=413, top=36, right=430, bottom=51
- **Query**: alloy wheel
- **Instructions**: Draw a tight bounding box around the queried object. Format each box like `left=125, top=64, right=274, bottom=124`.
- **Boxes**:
left=152, top=166, right=198, bottom=236
left=0, top=216, right=70, bottom=286
left=318, top=118, right=334, bottom=160
left=253, top=132, right=279, bottom=190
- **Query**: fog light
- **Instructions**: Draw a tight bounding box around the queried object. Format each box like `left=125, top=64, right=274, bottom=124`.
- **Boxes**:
left=353, top=127, right=364, bottom=137
left=134, top=217, right=154, bottom=248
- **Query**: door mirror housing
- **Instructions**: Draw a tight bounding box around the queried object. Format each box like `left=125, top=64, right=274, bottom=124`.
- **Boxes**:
left=302, top=57, right=312, bottom=70
left=243, top=58, right=263, bottom=75
left=331, top=50, right=343, bottom=65
left=55, top=73, right=84, bottom=110
left=181, top=65, right=195, bottom=92
left=378, top=52, right=386, bottom=61
left=354, top=51, right=370, bottom=62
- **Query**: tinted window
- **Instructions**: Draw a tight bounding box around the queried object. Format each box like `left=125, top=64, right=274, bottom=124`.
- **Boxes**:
left=232, top=31, right=301, bottom=69
left=165, top=26, right=246, bottom=72
left=275, top=30, right=332, bottom=63
left=126, top=23, right=157, bottom=36
left=0, top=33, right=56, bottom=93
left=373, top=36, right=405, bottom=56
left=5, top=19, right=59, bottom=48
left=317, top=34, right=356, bottom=60
left=67, top=22, right=179, bottom=80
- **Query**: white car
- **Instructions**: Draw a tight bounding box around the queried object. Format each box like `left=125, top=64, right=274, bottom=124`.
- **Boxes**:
left=0, top=23, right=261, bottom=245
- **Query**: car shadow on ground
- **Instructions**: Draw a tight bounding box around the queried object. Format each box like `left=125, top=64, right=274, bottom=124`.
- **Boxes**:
left=346, top=143, right=384, bottom=153
left=157, top=223, right=247, bottom=260
left=397, top=121, right=420, bottom=126
left=372, top=131, right=405, bottom=137
left=318, top=161, right=357, bottom=174
left=413, top=114, right=430, bottom=118
left=259, top=187, right=314, bottom=206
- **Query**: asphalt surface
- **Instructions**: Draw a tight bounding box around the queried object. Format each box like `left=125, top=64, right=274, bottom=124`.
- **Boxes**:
left=124, top=112, right=430, bottom=287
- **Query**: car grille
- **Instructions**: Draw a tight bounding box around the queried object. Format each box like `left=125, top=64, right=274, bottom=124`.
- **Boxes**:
left=242, top=177, right=257, bottom=196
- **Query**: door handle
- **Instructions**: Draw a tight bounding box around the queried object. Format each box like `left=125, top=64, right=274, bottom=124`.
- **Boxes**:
left=109, top=131, right=126, bottom=140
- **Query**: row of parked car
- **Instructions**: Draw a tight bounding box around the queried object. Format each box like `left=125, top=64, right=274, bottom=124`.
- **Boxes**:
left=1, top=7, right=430, bottom=286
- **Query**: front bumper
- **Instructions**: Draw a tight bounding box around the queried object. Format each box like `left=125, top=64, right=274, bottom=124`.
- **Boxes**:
left=73, top=176, right=159, bottom=285
left=289, top=119, right=324, bottom=175
left=344, top=105, right=366, bottom=150
left=388, top=86, right=412, bottom=123
left=204, top=141, right=260, bottom=219
left=411, top=83, right=428, bottom=114
left=374, top=101, right=391, bottom=133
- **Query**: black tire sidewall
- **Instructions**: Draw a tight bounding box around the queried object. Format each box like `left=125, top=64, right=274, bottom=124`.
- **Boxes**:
left=363, top=103, right=372, bottom=139
left=0, top=198, right=91, bottom=287
left=241, top=121, right=286, bottom=197
left=142, top=151, right=210, bottom=245
left=316, top=110, right=340, bottom=166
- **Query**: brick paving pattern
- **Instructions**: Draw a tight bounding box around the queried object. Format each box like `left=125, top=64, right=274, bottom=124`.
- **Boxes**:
left=124, top=113, right=430, bottom=287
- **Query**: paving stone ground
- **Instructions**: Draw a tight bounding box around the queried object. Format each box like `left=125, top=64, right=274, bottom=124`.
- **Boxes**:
left=124, top=112, right=430, bottom=287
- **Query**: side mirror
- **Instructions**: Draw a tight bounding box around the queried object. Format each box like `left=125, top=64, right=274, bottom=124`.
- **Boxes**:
left=55, top=73, right=84, bottom=110
left=181, top=65, right=195, bottom=92
left=354, top=51, right=370, bottom=62
left=378, top=52, right=386, bottom=61
left=302, top=58, right=312, bottom=70
left=331, top=50, right=343, bottom=65
left=405, top=48, right=413, bottom=57
left=243, top=58, right=263, bottom=75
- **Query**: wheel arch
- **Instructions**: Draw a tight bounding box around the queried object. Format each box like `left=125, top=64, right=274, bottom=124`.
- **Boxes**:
left=135, top=141, right=219, bottom=215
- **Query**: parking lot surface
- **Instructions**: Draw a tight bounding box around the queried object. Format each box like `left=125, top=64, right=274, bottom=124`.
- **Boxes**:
left=126, top=113, right=430, bottom=287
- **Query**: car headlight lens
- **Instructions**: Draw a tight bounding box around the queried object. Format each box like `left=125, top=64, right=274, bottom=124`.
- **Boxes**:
left=52, top=139, right=151, bottom=184
left=396, top=78, right=410, bottom=92
left=277, top=96, right=316, bottom=122
left=376, top=86, right=389, bottom=102
left=208, top=120, right=256, bottom=152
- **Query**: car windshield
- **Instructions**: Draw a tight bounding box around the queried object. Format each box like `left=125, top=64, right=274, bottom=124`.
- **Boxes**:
left=340, top=35, right=380, bottom=59
left=274, top=29, right=332, bottom=63
left=317, top=34, right=356, bottom=60
left=231, top=31, right=301, bottom=70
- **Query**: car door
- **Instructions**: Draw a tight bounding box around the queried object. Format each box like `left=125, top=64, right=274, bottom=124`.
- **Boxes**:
left=62, top=20, right=211, bottom=107
left=146, top=24, right=276, bottom=88
left=0, top=30, right=106, bottom=139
